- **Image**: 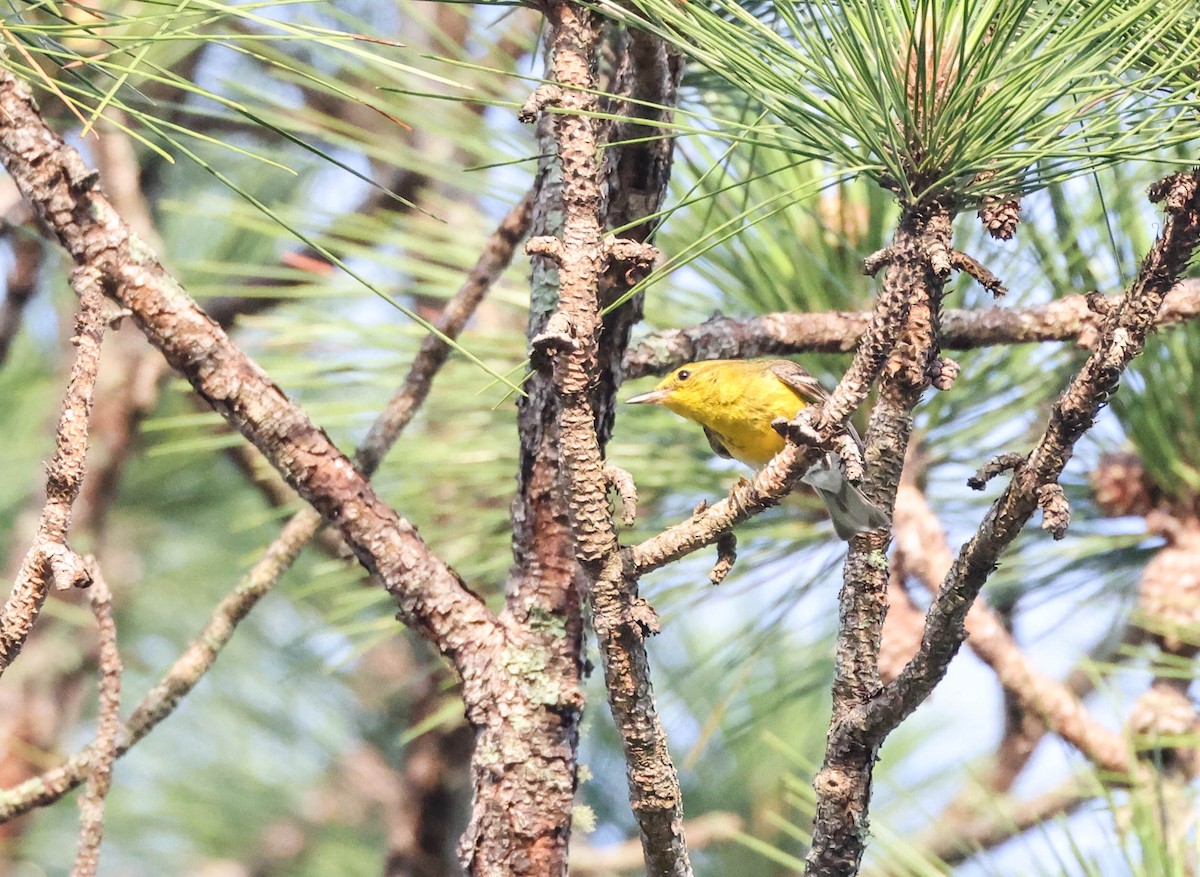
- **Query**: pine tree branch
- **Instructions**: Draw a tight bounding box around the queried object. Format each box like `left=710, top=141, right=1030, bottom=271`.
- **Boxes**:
left=70, top=559, right=121, bottom=877
left=622, top=280, right=1200, bottom=380
left=0, top=65, right=498, bottom=680
left=892, top=477, right=1131, bottom=775
left=871, top=171, right=1200, bottom=756
left=0, top=274, right=105, bottom=676
left=0, top=186, right=534, bottom=825
left=805, top=202, right=955, bottom=877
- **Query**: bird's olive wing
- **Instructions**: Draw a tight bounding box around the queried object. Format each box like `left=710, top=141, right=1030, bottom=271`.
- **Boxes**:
left=768, top=360, right=831, bottom=404
left=702, top=426, right=733, bottom=459
left=768, top=360, right=868, bottom=455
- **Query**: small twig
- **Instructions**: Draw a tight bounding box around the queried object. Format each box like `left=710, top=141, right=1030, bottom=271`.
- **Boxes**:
left=967, top=452, right=1025, bottom=490
left=603, top=238, right=659, bottom=286
left=0, top=275, right=105, bottom=676
left=605, top=465, right=638, bottom=527
left=709, top=532, right=736, bottom=586
left=93, top=114, right=165, bottom=252
left=223, top=438, right=302, bottom=511
left=71, top=558, right=121, bottom=877
left=863, top=246, right=896, bottom=276
left=771, top=409, right=825, bottom=448
left=518, top=83, right=563, bottom=123
left=525, top=234, right=566, bottom=262
left=950, top=249, right=1008, bottom=297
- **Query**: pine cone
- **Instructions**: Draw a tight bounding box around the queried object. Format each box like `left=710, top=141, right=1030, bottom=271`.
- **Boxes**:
left=1091, top=451, right=1156, bottom=518
left=978, top=195, right=1021, bottom=240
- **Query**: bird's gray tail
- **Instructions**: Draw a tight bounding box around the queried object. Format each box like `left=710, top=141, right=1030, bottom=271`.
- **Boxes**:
left=800, top=454, right=889, bottom=541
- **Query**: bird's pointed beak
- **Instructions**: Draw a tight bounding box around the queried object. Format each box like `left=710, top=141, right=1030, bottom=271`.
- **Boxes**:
left=625, top=388, right=669, bottom=405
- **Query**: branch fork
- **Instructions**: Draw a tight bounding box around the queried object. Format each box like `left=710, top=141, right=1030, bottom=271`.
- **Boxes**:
left=43, top=542, right=93, bottom=591
left=0, top=278, right=105, bottom=675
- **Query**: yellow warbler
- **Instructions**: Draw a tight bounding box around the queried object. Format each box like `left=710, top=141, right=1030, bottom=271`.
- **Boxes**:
left=626, top=359, right=887, bottom=540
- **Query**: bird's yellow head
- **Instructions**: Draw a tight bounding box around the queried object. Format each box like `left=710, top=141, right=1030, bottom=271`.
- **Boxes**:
left=624, top=360, right=738, bottom=421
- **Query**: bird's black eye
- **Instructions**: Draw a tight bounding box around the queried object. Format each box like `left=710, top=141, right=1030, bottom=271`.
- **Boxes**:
left=677, top=369, right=691, bottom=381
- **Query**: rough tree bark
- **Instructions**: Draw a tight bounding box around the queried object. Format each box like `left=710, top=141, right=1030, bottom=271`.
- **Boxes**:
left=500, top=9, right=682, bottom=876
